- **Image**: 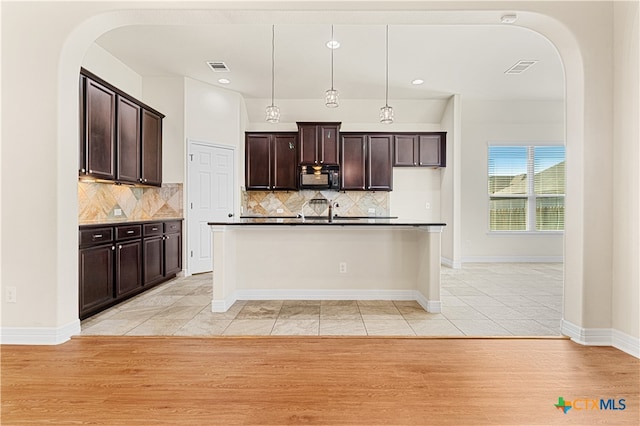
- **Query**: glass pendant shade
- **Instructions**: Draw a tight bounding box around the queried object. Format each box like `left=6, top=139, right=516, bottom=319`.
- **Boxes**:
left=380, top=105, right=394, bottom=124
left=265, top=105, right=280, bottom=123
left=325, top=89, right=339, bottom=108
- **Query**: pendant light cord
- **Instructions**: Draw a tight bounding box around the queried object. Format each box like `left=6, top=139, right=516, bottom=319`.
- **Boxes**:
left=330, top=25, right=334, bottom=90
left=385, top=25, right=389, bottom=107
left=271, top=24, right=275, bottom=107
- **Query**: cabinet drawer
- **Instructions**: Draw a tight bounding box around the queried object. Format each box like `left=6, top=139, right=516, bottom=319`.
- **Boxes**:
left=79, top=227, right=113, bottom=246
left=143, top=223, right=163, bottom=237
left=115, top=224, right=141, bottom=240
left=164, top=221, right=181, bottom=234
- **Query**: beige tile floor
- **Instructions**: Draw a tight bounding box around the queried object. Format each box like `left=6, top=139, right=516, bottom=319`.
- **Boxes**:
left=80, top=263, right=563, bottom=337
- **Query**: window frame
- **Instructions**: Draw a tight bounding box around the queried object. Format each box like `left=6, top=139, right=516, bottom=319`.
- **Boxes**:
left=487, top=143, right=565, bottom=235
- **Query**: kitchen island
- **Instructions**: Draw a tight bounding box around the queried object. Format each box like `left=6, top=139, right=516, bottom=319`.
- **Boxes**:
left=207, top=218, right=445, bottom=313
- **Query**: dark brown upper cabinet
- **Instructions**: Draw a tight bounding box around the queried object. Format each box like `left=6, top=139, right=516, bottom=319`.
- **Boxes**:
left=116, top=96, right=141, bottom=183
left=297, top=122, right=340, bottom=166
left=83, top=77, right=117, bottom=180
left=141, top=109, right=163, bottom=186
left=245, top=132, right=298, bottom=190
left=393, top=132, right=447, bottom=167
left=340, top=133, right=393, bottom=191
left=80, top=69, right=164, bottom=186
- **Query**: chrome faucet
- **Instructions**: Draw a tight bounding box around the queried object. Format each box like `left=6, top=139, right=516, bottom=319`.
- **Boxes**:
left=328, top=202, right=339, bottom=222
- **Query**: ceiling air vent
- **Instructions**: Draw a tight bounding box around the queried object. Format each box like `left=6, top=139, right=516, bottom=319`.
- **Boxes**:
left=206, top=61, right=230, bottom=72
left=504, top=60, right=538, bottom=74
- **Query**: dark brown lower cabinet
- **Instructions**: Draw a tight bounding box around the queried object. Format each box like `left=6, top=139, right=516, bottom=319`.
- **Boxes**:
left=80, top=220, right=182, bottom=319
left=115, top=240, right=142, bottom=297
left=143, top=236, right=164, bottom=286
left=164, top=229, right=182, bottom=277
left=79, top=244, right=114, bottom=316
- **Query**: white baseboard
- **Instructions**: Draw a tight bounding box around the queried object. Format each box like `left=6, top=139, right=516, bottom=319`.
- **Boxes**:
left=214, top=289, right=441, bottom=313
left=441, top=257, right=462, bottom=269
left=561, top=320, right=639, bottom=359
left=1, top=319, right=81, bottom=345
left=462, top=256, right=563, bottom=263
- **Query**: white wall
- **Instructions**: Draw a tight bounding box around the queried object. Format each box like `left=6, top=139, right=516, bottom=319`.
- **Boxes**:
left=81, top=44, right=142, bottom=99
left=440, top=95, right=461, bottom=268
left=144, top=77, right=186, bottom=183
left=612, top=1, right=639, bottom=342
left=461, top=99, right=565, bottom=261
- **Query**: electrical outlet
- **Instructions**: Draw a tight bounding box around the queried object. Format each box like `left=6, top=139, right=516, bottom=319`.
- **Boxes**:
left=6, top=286, right=16, bottom=303
left=368, top=208, right=376, bottom=214
left=114, top=208, right=122, bottom=216
left=339, top=262, right=347, bottom=273
left=276, top=208, right=284, bottom=214
left=425, top=202, right=431, bottom=210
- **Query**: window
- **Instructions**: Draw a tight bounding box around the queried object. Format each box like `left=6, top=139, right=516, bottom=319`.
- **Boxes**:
left=488, top=145, right=565, bottom=232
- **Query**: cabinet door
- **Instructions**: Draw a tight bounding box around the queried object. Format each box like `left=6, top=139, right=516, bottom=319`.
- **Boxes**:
left=272, top=134, right=298, bottom=190
left=418, top=134, right=445, bottom=167
left=79, top=244, right=114, bottom=318
left=79, top=75, right=86, bottom=174
left=85, top=78, right=116, bottom=179
left=164, top=232, right=182, bottom=277
left=367, top=135, right=393, bottom=191
left=298, top=124, right=318, bottom=165
left=393, top=135, right=418, bottom=166
left=115, top=240, right=142, bottom=297
left=117, top=96, right=141, bottom=183
left=340, top=135, right=366, bottom=190
left=143, top=236, right=164, bottom=286
left=319, top=124, right=339, bottom=165
left=246, top=134, right=272, bottom=189
left=141, top=109, right=162, bottom=186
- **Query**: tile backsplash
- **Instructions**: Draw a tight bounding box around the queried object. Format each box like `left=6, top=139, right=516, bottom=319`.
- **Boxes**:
left=78, top=182, right=183, bottom=224
left=243, top=190, right=389, bottom=217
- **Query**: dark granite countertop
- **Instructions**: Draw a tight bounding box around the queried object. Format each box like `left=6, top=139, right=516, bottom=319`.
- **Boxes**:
left=79, top=218, right=183, bottom=228
left=210, top=217, right=445, bottom=227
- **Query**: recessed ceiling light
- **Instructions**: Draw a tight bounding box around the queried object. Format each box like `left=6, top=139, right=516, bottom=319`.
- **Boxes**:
left=218, top=78, right=231, bottom=84
left=412, top=79, right=424, bottom=85
left=326, top=40, right=340, bottom=49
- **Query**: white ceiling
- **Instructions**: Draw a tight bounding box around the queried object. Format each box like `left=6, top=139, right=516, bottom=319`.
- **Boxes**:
left=96, top=23, right=564, bottom=103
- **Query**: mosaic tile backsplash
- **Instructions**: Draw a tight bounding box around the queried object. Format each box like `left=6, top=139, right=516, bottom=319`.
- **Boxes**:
left=243, top=190, right=389, bottom=217
left=79, top=182, right=183, bottom=224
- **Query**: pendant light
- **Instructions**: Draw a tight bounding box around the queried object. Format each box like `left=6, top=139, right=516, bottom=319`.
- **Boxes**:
left=379, top=25, right=394, bottom=124
left=265, top=25, right=280, bottom=123
left=324, top=25, right=339, bottom=108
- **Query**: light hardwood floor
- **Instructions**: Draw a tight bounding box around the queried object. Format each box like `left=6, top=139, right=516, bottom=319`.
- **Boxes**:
left=2, top=336, right=638, bottom=425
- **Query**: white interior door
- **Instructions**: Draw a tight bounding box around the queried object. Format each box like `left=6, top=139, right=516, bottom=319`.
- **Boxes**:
left=187, top=141, right=235, bottom=274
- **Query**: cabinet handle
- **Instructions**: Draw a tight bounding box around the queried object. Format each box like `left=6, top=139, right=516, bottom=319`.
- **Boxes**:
left=118, top=245, right=123, bottom=249
left=89, top=169, right=93, bottom=173
left=111, top=246, right=115, bottom=251
left=144, top=179, right=148, bottom=183
left=166, top=236, right=170, bottom=240
left=81, top=168, right=86, bottom=173
left=152, top=227, right=158, bottom=231
left=93, top=234, right=102, bottom=239
left=127, top=230, right=134, bottom=234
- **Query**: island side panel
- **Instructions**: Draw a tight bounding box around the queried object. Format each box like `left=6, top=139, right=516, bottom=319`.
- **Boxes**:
left=416, top=226, right=443, bottom=312
left=211, top=226, right=237, bottom=312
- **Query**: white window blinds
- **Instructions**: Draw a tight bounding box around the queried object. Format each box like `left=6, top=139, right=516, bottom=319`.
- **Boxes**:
left=488, top=145, right=565, bottom=232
